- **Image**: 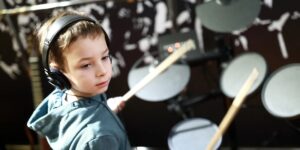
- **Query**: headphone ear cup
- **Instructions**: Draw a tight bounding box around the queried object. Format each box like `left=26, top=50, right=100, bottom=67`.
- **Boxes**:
left=46, top=68, right=71, bottom=90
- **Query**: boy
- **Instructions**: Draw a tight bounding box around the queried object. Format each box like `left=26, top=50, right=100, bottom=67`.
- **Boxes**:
left=27, top=10, right=130, bottom=149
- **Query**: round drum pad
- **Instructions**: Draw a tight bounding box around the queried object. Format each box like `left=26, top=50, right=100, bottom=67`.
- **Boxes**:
left=128, top=54, right=190, bottom=102
left=168, top=118, right=221, bottom=150
left=196, top=0, right=261, bottom=33
left=220, top=52, right=267, bottom=98
left=262, top=63, right=300, bottom=118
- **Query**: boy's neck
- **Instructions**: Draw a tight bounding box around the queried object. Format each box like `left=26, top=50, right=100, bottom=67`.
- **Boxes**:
left=64, top=90, right=87, bottom=102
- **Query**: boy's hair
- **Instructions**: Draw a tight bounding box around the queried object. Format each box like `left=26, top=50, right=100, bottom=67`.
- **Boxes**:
left=36, top=10, right=108, bottom=72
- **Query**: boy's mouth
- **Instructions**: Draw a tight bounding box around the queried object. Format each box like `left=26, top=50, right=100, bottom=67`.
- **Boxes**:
left=96, top=81, right=108, bottom=87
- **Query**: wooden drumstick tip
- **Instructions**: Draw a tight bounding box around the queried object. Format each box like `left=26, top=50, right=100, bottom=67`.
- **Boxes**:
left=232, top=67, right=259, bottom=107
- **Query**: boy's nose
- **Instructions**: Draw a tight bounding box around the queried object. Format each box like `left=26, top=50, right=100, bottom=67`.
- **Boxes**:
left=96, top=63, right=106, bottom=77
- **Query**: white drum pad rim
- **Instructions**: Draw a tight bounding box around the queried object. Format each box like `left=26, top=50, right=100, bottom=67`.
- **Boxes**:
left=220, top=52, right=267, bottom=98
left=262, top=63, right=300, bottom=118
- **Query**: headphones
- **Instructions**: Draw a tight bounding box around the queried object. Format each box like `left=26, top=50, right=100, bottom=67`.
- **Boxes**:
left=42, top=14, right=110, bottom=90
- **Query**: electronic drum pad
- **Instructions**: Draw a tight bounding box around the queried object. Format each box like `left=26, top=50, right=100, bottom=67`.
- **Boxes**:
left=128, top=54, right=190, bottom=102
left=196, top=0, right=261, bottom=33
left=262, top=64, right=300, bottom=118
left=220, top=52, right=267, bottom=98
left=168, top=118, right=221, bottom=150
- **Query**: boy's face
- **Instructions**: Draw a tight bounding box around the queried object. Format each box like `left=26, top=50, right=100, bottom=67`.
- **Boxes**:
left=62, top=34, right=112, bottom=97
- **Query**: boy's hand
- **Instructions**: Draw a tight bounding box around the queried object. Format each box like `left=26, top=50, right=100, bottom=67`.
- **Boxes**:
left=107, top=96, right=126, bottom=113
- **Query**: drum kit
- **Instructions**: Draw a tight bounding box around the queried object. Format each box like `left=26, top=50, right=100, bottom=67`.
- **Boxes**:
left=125, top=0, right=299, bottom=149
left=1, top=0, right=298, bottom=149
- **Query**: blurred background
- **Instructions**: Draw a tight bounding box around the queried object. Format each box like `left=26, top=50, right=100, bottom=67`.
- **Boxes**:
left=0, top=0, right=299, bottom=149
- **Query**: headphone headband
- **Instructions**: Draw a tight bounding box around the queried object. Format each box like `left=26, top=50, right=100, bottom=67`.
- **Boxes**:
left=42, top=15, right=96, bottom=69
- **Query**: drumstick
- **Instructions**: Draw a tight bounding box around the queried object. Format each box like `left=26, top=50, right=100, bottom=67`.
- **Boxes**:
left=206, top=68, right=259, bottom=150
left=122, top=39, right=196, bottom=101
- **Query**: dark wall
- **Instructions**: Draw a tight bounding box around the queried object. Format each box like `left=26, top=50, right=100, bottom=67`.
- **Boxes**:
left=0, top=0, right=299, bottom=148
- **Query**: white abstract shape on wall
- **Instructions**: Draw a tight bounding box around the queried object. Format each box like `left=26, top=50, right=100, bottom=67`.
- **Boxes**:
left=137, top=2, right=144, bottom=14
left=77, top=3, right=105, bottom=16
left=124, top=43, right=137, bottom=51
left=138, top=36, right=151, bottom=52
left=115, top=52, right=126, bottom=68
left=106, top=1, right=114, bottom=8
left=263, top=0, right=273, bottom=8
left=144, top=0, right=153, bottom=8
left=232, top=29, right=249, bottom=51
left=118, top=8, right=131, bottom=19
left=133, top=16, right=152, bottom=35
left=180, top=27, right=191, bottom=33
left=268, top=12, right=290, bottom=31
left=0, top=18, right=23, bottom=79
left=12, top=36, right=22, bottom=57
left=277, top=33, right=288, bottom=59
left=17, top=13, right=40, bottom=50
left=268, top=12, right=290, bottom=59
left=253, top=18, right=272, bottom=26
left=0, top=60, right=21, bottom=79
left=154, top=1, right=172, bottom=34
left=141, top=17, right=152, bottom=35
left=234, top=35, right=249, bottom=51
left=124, top=31, right=137, bottom=51
left=291, top=11, right=300, bottom=20
left=177, top=10, right=191, bottom=25
left=0, top=22, right=9, bottom=32
left=101, top=16, right=112, bottom=40
left=112, top=52, right=126, bottom=78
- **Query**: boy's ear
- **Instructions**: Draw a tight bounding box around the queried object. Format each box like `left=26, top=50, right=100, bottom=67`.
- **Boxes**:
left=49, top=62, right=68, bottom=76
left=49, top=62, right=59, bottom=69
left=49, top=62, right=66, bottom=73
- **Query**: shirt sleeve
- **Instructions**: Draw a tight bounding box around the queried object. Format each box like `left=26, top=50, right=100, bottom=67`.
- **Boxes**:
left=87, top=135, right=119, bottom=150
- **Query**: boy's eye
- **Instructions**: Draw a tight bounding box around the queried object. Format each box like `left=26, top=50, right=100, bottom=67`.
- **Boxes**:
left=102, top=55, right=111, bottom=61
left=81, top=64, right=91, bottom=68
